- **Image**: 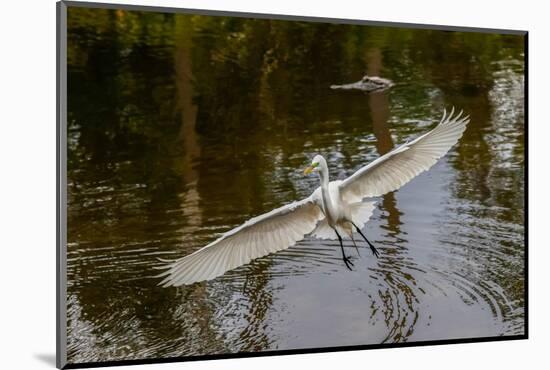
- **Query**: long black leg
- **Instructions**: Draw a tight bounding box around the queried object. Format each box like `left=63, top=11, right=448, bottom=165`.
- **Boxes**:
left=335, top=229, right=354, bottom=270
left=352, top=222, right=380, bottom=258
left=350, top=233, right=361, bottom=257
left=242, top=272, right=249, bottom=294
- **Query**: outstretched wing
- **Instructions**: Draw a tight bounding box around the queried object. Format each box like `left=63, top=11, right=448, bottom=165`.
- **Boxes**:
left=339, top=108, right=469, bottom=203
left=157, top=194, right=324, bottom=287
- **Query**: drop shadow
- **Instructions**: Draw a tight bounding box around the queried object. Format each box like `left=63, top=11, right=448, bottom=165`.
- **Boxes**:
left=34, top=353, right=56, bottom=367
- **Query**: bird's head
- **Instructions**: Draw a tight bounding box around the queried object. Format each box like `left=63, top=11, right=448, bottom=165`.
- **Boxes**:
left=304, top=154, right=325, bottom=175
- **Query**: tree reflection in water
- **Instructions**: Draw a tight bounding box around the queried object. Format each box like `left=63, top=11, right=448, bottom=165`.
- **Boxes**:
left=66, top=8, right=525, bottom=363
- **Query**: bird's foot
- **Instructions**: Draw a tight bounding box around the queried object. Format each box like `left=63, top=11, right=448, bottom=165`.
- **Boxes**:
left=342, top=255, right=354, bottom=270
left=369, top=243, right=380, bottom=258
left=352, top=223, right=380, bottom=259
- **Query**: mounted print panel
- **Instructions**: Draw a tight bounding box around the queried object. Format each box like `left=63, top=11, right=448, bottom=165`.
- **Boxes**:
left=57, top=1, right=527, bottom=368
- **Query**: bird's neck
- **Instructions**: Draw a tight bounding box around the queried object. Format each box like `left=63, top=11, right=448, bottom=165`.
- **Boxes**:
left=318, top=167, right=334, bottom=215
left=318, top=165, right=330, bottom=189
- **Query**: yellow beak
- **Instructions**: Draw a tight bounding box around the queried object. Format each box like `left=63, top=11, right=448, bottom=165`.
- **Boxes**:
left=304, top=166, right=314, bottom=175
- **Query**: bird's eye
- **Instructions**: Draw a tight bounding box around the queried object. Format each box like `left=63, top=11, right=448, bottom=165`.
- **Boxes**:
left=312, top=162, right=319, bottom=168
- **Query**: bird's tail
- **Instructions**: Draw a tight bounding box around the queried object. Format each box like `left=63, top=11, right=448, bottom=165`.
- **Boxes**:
left=349, top=200, right=377, bottom=231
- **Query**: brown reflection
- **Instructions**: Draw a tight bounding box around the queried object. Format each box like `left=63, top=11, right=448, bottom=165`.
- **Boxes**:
left=175, top=16, right=203, bottom=233
left=364, top=48, right=417, bottom=342
left=365, top=48, right=403, bottom=236
left=171, top=15, right=219, bottom=351
left=173, top=15, right=275, bottom=353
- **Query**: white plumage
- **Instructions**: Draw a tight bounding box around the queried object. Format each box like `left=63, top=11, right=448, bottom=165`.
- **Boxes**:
left=340, top=107, right=469, bottom=202
left=157, top=108, right=469, bottom=287
left=158, top=196, right=323, bottom=286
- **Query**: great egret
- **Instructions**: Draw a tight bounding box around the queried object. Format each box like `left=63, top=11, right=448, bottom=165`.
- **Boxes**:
left=158, top=108, right=469, bottom=287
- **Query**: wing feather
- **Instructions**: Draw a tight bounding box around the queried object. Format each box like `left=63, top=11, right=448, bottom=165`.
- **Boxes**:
left=339, top=108, right=469, bottom=203
left=157, top=194, right=324, bottom=286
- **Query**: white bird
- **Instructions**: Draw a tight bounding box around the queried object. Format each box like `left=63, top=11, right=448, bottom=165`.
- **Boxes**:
left=157, top=108, right=469, bottom=287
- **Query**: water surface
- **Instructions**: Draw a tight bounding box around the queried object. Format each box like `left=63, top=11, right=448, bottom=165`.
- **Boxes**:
left=66, top=8, right=525, bottom=363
